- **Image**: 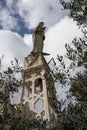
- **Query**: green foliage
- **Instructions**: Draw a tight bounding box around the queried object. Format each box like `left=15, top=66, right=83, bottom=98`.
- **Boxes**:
left=60, top=0, right=87, bottom=27
left=66, top=37, right=87, bottom=68
left=0, top=58, right=22, bottom=93
left=0, top=113, right=48, bottom=130
left=60, top=102, right=87, bottom=130
left=53, top=34, right=87, bottom=129
left=0, top=58, right=22, bottom=130
left=70, top=72, right=87, bottom=102
left=54, top=36, right=87, bottom=86
left=50, top=1, right=87, bottom=129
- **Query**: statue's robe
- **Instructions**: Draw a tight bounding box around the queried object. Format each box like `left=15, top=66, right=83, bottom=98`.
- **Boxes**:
left=32, top=33, right=43, bottom=52
left=32, top=27, right=45, bottom=53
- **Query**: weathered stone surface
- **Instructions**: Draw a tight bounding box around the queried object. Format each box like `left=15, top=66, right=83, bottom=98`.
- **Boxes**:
left=32, top=22, right=46, bottom=53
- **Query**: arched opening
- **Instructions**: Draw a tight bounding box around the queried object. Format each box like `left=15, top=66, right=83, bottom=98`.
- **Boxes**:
left=34, top=78, right=43, bottom=94
left=26, top=81, right=32, bottom=97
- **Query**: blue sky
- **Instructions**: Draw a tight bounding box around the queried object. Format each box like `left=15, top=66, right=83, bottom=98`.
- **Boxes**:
left=0, top=0, right=68, bottom=36
left=0, top=0, right=33, bottom=36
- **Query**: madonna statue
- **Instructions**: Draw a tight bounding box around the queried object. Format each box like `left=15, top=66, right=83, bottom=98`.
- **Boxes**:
left=32, top=22, right=46, bottom=53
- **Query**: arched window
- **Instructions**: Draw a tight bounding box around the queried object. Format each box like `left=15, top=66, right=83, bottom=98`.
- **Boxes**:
left=26, top=81, right=32, bottom=97
left=34, top=78, right=43, bottom=94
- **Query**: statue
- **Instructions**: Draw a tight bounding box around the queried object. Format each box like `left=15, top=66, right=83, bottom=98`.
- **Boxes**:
left=24, top=22, right=50, bottom=67
left=32, top=22, right=46, bottom=53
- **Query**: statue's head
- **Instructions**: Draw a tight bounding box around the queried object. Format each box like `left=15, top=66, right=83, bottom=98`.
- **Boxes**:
left=38, top=22, right=44, bottom=28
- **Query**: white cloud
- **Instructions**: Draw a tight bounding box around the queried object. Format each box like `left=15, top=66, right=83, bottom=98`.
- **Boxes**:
left=44, top=17, right=83, bottom=61
left=6, top=0, right=13, bottom=5
left=0, top=0, right=68, bottom=31
left=0, top=30, right=30, bottom=104
left=0, top=30, right=29, bottom=65
left=0, top=8, right=19, bottom=30
left=17, top=0, right=68, bottom=29
left=23, top=34, right=32, bottom=48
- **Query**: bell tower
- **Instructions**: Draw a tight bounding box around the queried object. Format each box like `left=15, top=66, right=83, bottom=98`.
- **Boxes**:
left=20, top=22, right=57, bottom=121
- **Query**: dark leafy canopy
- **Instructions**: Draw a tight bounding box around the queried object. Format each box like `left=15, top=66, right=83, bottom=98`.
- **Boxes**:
left=52, top=35, right=87, bottom=129
left=65, top=37, right=87, bottom=68
left=59, top=102, right=87, bottom=130
left=0, top=58, right=22, bottom=93
left=60, top=0, right=87, bottom=27
left=53, top=36, right=87, bottom=87
left=70, top=72, right=87, bottom=102
left=55, top=36, right=87, bottom=95
left=0, top=58, right=22, bottom=130
left=50, top=1, right=87, bottom=129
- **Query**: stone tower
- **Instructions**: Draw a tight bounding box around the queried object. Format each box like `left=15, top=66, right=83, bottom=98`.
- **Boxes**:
left=20, top=22, right=57, bottom=121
